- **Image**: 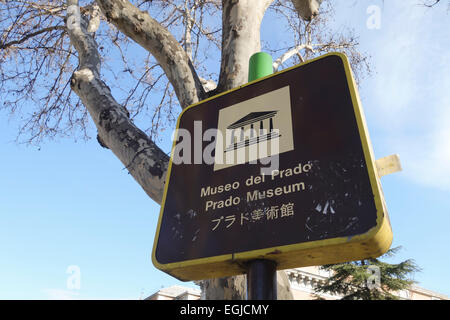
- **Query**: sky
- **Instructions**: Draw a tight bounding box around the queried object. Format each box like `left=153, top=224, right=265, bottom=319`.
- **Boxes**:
left=0, top=0, right=449, bottom=299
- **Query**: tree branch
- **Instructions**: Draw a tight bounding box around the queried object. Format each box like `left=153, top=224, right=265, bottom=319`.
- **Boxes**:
left=95, top=0, right=206, bottom=109
left=421, top=0, right=441, bottom=7
left=273, top=44, right=307, bottom=72
left=0, top=25, right=66, bottom=50
left=290, top=0, right=323, bottom=21
left=216, top=0, right=274, bottom=92
left=66, top=0, right=168, bottom=204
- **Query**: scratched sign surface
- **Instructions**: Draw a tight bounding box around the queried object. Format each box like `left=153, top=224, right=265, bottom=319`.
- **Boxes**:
left=152, top=53, right=393, bottom=281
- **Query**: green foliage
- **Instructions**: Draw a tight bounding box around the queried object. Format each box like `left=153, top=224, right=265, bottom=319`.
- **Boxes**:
left=314, top=247, right=421, bottom=300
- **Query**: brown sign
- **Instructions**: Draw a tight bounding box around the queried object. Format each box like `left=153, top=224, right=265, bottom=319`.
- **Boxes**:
left=152, top=53, right=392, bottom=281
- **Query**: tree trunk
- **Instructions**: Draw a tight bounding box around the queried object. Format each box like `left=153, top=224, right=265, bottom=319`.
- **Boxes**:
left=66, top=0, right=323, bottom=300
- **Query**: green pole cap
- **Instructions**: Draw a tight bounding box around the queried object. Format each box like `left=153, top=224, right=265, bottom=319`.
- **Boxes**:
left=248, top=52, right=273, bottom=82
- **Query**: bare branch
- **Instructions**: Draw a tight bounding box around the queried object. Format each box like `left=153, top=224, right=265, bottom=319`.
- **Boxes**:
left=66, top=0, right=168, bottom=203
left=1, top=0, right=376, bottom=301
left=290, top=0, right=323, bottom=21
left=421, top=0, right=441, bottom=7
left=199, top=76, right=217, bottom=92
left=273, top=44, right=307, bottom=72
left=0, top=25, right=65, bottom=49
left=87, top=3, right=101, bottom=33
left=268, top=0, right=370, bottom=85
left=95, top=0, right=206, bottom=109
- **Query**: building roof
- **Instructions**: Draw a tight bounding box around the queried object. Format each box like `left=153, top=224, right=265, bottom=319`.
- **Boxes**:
left=227, top=111, right=278, bottom=129
left=145, top=285, right=201, bottom=300
left=146, top=268, right=448, bottom=300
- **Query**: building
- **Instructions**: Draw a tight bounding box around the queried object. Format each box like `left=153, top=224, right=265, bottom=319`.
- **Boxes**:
left=284, top=267, right=448, bottom=300
left=147, top=267, right=448, bottom=300
left=225, top=111, right=280, bottom=152
left=145, top=285, right=201, bottom=300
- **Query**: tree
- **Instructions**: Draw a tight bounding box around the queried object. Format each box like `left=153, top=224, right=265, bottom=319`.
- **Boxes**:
left=421, top=0, right=447, bottom=7
left=0, top=0, right=369, bottom=299
left=314, top=247, right=421, bottom=300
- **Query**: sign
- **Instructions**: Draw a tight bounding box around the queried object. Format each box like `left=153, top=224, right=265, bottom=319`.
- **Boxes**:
left=152, top=53, right=393, bottom=281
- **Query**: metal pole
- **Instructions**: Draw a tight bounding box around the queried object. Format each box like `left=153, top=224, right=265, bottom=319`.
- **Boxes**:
left=247, top=259, right=277, bottom=300
left=246, top=52, right=277, bottom=300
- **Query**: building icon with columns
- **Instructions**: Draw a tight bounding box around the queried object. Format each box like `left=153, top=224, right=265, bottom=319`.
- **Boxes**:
left=225, top=110, right=280, bottom=152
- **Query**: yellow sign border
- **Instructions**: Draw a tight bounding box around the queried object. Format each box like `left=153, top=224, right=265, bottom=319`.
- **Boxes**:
left=152, top=52, right=393, bottom=281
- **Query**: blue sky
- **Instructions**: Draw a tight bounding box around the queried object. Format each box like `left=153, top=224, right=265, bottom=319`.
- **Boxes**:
left=325, top=0, right=450, bottom=295
left=0, top=0, right=449, bottom=299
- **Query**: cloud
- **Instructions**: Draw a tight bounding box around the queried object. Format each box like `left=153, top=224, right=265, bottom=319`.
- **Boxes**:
left=366, top=2, right=450, bottom=190
left=396, top=97, right=450, bottom=190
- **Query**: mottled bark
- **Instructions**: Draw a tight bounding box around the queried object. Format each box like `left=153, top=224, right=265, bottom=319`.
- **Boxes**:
left=201, top=277, right=247, bottom=300
left=95, top=0, right=206, bottom=109
left=216, top=0, right=321, bottom=91
left=291, top=0, right=323, bottom=21
left=204, top=0, right=325, bottom=300
left=66, top=0, right=168, bottom=204
left=203, top=0, right=273, bottom=300
left=201, top=271, right=294, bottom=300
left=216, top=0, right=273, bottom=92
left=66, top=0, right=324, bottom=300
